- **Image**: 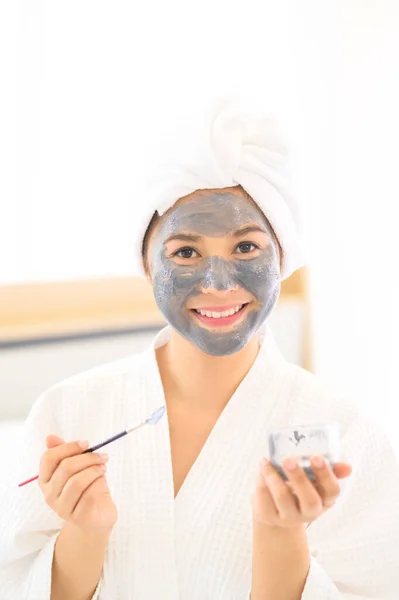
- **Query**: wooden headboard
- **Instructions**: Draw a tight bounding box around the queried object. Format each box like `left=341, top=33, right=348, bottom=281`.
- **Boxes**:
left=0, top=267, right=312, bottom=368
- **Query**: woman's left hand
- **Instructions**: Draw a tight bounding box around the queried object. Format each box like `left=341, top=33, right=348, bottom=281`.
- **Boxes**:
left=251, top=456, right=352, bottom=528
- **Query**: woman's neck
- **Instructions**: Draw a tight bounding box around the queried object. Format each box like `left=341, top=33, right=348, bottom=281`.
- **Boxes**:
left=155, top=328, right=262, bottom=414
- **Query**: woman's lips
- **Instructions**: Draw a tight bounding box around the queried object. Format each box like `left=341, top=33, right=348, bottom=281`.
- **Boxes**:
left=191, top=302, right=250, bottom=328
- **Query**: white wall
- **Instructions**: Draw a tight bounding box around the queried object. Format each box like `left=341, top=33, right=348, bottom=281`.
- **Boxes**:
left=297, top=3, right=399, bottom=442
left=1, top=1, right=399, bottom=444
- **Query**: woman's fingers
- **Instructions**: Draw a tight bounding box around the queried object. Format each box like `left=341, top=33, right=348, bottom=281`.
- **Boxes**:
left=262, top=459, right=302, bottom=520
left=252, top=463, right=279, bottom=524
left=55, top=464, right=108, bottom=519
left=39, top=439, right=90, bottom=483
left=39, top=437, right=109, bottom=521
left=309, top=457, right=342, bottom=507
left=49, top=452, right=108, bottom=499
left=38, top=436, right=118, bottom=532
left=331, top=462, right=352, bottom=479
left=253, top=457, right=352, bottom=527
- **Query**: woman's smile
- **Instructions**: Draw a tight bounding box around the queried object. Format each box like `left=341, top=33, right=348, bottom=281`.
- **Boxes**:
left=190, top=302, right=251, bottom=328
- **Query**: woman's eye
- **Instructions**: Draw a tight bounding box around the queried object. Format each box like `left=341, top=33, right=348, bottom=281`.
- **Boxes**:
left=236, top=242, right=258, bottom=254
left=174, top=247, right=199, bottom=259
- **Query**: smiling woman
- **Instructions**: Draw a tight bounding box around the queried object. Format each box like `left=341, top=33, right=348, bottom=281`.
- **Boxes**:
left=2, top=100, right=399, bottom=600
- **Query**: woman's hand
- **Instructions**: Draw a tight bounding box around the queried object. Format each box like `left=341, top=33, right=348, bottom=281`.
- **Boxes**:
left=251, top=456, right=352, bottom=528
left=38, top=434, right=118, bottom=534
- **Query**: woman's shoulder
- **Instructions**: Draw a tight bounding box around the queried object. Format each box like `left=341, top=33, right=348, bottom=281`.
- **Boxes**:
left=27, top=348, right=153, bottom=436
left=282, top=360, right=372, bottom=440
left=279, top=362, right=397, bottom=474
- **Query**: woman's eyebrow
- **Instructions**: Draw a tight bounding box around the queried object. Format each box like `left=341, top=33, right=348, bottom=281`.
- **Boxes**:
left=164, top=226, right=268, bottom=244
left=231, top=225, right=268, bottom=237
left=164, top=233, right=201, bottom=244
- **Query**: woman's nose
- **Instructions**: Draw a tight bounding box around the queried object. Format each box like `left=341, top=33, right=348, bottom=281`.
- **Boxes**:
left=199, top=257, right=238, bottom=293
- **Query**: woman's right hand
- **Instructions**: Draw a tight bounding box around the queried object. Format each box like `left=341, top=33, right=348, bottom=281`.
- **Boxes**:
left=38, top=434, right=118, bottom=534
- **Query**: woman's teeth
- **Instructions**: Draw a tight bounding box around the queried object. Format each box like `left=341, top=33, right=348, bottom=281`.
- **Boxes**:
left=194, top=304, right=244, bottom=319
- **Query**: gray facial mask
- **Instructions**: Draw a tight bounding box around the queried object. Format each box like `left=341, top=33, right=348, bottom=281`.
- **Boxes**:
left=148, top=191, right=281, bottom=356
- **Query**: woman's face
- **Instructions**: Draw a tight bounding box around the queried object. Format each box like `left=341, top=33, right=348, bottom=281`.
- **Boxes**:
left=146, top=186, right=281, bottom=356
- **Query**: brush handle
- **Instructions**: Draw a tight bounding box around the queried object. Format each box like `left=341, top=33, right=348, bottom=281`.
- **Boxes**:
left=18, top=474, right=39, bottom=487
left=82, top=430, right=128, bottom=453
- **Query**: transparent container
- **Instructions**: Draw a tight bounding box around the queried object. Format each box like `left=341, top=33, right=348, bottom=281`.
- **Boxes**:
left=266, top=422, right=341, bottom=481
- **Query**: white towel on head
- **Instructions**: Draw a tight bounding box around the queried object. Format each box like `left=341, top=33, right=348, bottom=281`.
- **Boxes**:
left=134, top=99, right=305, bottom=280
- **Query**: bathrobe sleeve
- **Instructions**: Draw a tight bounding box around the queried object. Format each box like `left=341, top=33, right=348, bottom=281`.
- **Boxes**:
left=0, top=386, right=103, bottom=600
left=300, top=414, right=399, bottom=600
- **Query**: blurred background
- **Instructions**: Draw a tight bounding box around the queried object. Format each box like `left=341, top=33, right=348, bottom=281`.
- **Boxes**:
left=1, top=1, right=398, bottom=457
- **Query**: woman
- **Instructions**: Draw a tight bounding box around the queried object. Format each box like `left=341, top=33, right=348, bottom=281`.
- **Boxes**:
left=1, top=102, right=399, bottom=600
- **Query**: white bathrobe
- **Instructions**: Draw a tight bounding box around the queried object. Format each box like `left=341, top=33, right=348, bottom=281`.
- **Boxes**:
left=1, top=324, right=399, bottom=600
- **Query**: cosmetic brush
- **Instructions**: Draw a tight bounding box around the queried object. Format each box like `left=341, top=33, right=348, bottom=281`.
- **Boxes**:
left=17, top=405, right=166, bottom=487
